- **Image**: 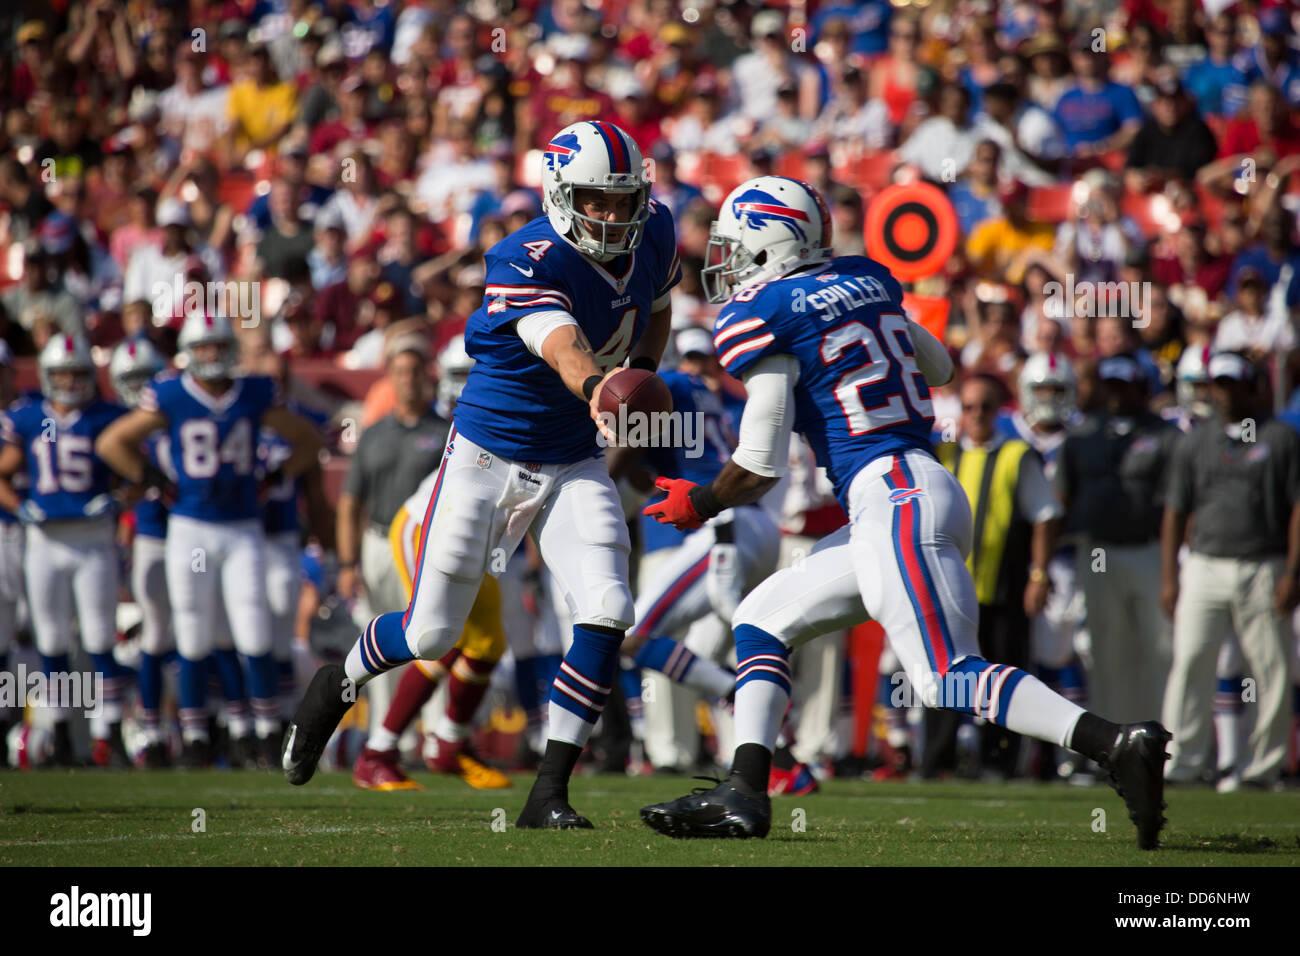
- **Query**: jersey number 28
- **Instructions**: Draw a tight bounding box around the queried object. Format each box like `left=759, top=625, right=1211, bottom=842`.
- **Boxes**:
left=820, top=313, right=933, bottom=434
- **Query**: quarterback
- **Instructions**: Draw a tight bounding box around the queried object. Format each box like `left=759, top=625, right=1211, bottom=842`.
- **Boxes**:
left=283, top=120, right=681, bottom=828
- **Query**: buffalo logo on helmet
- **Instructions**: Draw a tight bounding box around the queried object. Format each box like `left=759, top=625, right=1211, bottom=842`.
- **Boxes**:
left=544, top=132, right=582, bottom=172
left=731, top=188, right=810, bottom=242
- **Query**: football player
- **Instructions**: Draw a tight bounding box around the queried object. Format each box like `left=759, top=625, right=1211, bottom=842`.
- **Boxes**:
left=0, top=335, right=129, bottom=767
left=1010, top=352, right=1089, bottom=777
left=97, top=313, right=323, bottom=768
left=0, top=341, right=26, bottom=749
left=283, top=120, right=680, bottom=829
left=109, top=338, right=175, bottom=768
left=639, top=177, right=1172, bottom=849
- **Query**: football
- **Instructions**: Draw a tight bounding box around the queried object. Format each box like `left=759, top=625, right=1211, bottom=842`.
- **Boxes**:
left=596, top=367, right=674, bottom=418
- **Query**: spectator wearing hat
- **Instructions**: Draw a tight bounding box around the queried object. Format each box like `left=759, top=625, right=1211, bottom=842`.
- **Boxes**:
left=1126, top=76, right=1219, bottom=191
left=751, top=80, right=813, bottom=152
left=225, top=43, right=298, bottom=166
left=812, top=65, right=891, bottom=153
left=1183, top=11, right=1243, bottom=119
left=1057, top=353, right=1181, bottom=725
left=966, top=180, right=1057, bottom=283
left=665, top=74, right=746, bottom=155
left=1162, top=350, right=1300, bottom=786
left=13, top=21, right=48, bottom=104
left=1215, top=267, right=1295, bottom=360
left=732, top=9, right=820, bottom=124
left=1054, top=34, right=1144, bottom=158
left=309, top=72, right=372, bottom=157
left=123, top=198, right=195, bottom=325
left=643, top=143, right=701, bottom=220
left=898, top=82, right=981, bottom=182
left=1021, top=32, right=1072, bottom=112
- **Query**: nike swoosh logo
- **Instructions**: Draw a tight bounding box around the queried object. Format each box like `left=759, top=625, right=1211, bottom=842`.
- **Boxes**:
left=282, top=726, right=297, bottom=770
left=510, top=263, right=534, bottom=277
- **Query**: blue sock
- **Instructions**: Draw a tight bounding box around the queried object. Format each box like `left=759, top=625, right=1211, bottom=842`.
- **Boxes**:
left=634, top=635, right=699, bottom=683
left=178, top=655, right=209, bottom=740
left=1058, top=662, right=1087, bottom=704
left=138, top=651, right=163, bottom=714
left=211, top=648, right=246, bottom=703
left=515, top=656, right=542, bottom=721
left=350, top=611, right=414, bottom=679
left=619, top=663, right=643, bottom=714
left=245, top=652, right=280, bottom=736
left=732, top=624, right=792, bottom=750
left=548, top=625, right=620, bottom=746
left=944, top=657, right=1029, bottom=727
left=41, top=653, right=71, bottom=678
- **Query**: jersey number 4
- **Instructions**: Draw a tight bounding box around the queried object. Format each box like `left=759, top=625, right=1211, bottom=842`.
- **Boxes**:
left=179, top=419, right=253, bottom=479
left=820, top=313, right=933, bottom=434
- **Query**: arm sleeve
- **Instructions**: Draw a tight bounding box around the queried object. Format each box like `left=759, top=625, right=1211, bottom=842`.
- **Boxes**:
left=514, top=309, right=580, bottom=358
left=907, top=318, right=953, bottom=386
left=730, top=354, right=799, bottom=480
left=1017, top=450, right=1065, bottom=524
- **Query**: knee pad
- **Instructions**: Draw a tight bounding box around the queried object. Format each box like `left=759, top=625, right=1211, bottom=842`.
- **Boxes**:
left=424, top=486, right=496, bottom=582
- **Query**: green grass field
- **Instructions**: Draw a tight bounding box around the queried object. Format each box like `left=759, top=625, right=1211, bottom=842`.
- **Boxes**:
left=1, top=770, right=1297, bottom=866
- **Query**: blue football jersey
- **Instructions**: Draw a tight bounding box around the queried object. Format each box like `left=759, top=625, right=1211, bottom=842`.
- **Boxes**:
left=455, top=203, right=683, bottom=463
left=640, top=370, right=740, bottom=553
left=713, top=256, right=935, bottom=509
left=259, top=401, right=328, bottom=535
left=140, top=371, right=280, bottom=522
left=0, top=397, right=127, bottom=522
left=133, top=433, right=174, bottom=539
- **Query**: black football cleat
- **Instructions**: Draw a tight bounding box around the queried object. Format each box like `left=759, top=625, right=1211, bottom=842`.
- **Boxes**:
left=282, top=663, right=354, bottom=786
left=1100, top=721, right=1172, bottom=850
left=641, top=775, right=771, bottom=839
left=515, top=798, right=594, bottom=830
left=232, top=735, right=259, bottom=770
left=177, top=738, right=211, bottom=770
left=141, top=741, right=171, bottom=769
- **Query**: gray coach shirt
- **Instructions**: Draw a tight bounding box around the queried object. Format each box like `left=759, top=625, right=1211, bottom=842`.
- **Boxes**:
left=343, top=407, right=451, bottom=529
left=1167, top=415, right=1300, bottom=559
left=1056, top=411, right=1181, bottom=545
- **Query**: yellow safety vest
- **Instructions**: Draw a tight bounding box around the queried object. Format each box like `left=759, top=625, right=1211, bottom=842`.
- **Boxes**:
left=936, top=438, right=1032, bottom=606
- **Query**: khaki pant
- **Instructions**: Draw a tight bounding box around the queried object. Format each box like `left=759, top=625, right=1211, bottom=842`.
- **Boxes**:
left=1164, top=552, right=1294, bottom=783
left=1076, top=540, right=1171, bottom=725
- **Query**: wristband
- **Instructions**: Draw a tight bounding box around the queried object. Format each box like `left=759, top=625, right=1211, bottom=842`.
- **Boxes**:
left=583, top=374, right=603, bottom=401
left=1028, top=566, right=1049, bottom=584
left=630, top=356, right=657, bottom=373
left=688, top=483, right=723, bottom=521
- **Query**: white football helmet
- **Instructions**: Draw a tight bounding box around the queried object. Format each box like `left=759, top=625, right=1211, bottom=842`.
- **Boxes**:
left=437, top=335, right=474, bottom=409
left=1018, top=351, right=1076, bottom=427
left=38, top=333, right=96, bottom=407
left=703, top=176, right=834, bottom=304
left=110, top=337, right=167, bottom=408
left=178, top=312, right=237, bottom=381
left=1176, top=343, right=1213, bottom=420
left=541, top=120, right=651, bottom=262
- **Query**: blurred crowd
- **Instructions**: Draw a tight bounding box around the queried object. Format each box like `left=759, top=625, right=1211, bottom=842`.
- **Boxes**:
left=1, top=0, right=1299, bottom=783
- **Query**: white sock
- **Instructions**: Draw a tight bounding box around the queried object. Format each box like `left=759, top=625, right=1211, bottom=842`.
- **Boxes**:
left=1001, top=671, right=1087, bottom=749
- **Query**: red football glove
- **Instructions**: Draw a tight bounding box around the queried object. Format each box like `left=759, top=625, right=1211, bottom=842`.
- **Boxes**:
left=642, top=476, right=705, bottom=531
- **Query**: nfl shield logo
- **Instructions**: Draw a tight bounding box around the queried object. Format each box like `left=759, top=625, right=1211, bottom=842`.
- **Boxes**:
left=525, top=462, right=541, bottom=473
left=477, top=452, right=492, bottom=469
